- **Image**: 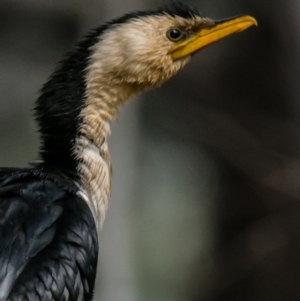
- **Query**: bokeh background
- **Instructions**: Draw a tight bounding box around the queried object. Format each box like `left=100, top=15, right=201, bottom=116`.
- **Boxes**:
left=1, top=0, right=300, bottom=300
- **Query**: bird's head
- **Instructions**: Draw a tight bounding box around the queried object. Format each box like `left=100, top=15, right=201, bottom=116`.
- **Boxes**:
left=35, top=3, right=257, bottom=173
left=88, top=3, right=257, bottom=90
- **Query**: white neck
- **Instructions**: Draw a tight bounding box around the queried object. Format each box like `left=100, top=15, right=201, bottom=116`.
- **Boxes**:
left=75, top=49, right=140, bottom=227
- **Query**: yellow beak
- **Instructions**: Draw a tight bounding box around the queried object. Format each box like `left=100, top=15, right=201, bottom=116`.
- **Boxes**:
left=169, top=15, right=257, bottom=60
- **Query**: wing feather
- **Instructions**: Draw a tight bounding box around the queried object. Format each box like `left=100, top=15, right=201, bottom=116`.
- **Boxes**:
left=0, top=170, right=98, bottom=301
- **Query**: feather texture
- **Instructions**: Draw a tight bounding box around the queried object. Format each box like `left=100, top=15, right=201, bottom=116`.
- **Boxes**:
left=0, top=168, right=98, bottom=301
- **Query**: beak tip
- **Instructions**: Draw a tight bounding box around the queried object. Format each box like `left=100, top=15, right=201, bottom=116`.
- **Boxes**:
left=250, top=17, right=258, bottom=27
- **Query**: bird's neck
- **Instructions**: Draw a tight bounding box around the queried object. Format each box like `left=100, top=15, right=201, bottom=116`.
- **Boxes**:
left=75, top=78, right=139, bottom=224
left=35, top=33, right=141, bottom=225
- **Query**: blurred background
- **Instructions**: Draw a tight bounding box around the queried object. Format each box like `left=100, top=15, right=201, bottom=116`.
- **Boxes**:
left=1, top=0, right=300, bottom=300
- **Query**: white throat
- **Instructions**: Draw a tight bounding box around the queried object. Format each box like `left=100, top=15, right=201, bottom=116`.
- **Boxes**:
left=75, top=35, right=141, bottom=227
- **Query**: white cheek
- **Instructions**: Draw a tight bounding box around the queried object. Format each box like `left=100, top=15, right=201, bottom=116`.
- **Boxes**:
left=125, top=34, right=149, bottom=58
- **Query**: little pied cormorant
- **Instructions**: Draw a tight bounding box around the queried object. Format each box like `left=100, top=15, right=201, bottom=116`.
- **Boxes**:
left=0, top=3, right=256, bottom=301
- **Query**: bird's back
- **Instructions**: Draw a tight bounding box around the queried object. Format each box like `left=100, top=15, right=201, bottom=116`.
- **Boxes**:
left=0, top=168, right=98, bottom=301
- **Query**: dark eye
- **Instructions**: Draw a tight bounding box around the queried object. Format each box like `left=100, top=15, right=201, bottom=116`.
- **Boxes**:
left=167, top=28, right=183, bottom=41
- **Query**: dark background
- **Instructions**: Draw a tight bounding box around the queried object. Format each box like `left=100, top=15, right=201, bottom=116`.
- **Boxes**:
left=1, top=0, right=300, bottom=300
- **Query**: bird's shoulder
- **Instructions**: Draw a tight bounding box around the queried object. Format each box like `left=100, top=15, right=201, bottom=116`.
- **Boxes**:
left=0, top=167, right=98, bottom=301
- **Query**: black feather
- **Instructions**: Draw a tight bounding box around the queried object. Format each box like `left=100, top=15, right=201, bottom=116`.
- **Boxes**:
left=0, top=168, right=98, bottom=301
left=102, top=2, right=201, bottom=25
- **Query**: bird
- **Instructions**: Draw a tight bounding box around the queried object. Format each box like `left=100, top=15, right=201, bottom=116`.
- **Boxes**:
left=0, top=3, right=256, bottom=301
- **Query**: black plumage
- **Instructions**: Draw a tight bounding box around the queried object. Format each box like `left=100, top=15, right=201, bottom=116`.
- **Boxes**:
left=0, top=168, right=98, bottom=301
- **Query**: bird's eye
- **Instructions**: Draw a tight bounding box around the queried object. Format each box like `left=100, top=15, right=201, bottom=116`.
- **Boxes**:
left=167, top=28, right=183, bottom=41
